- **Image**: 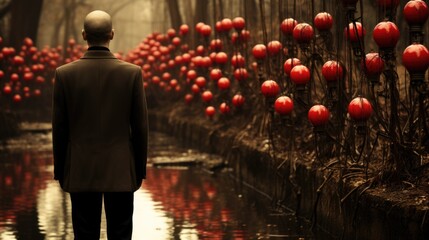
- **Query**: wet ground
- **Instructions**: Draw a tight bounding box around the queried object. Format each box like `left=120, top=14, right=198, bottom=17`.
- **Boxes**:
left=0, top=126, right=320, bottom=239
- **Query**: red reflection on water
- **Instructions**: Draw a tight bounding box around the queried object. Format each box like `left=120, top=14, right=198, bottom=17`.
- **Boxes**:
left=143, top=167, right=246, bottom=239
left=0, top=151, right=53, bottom=230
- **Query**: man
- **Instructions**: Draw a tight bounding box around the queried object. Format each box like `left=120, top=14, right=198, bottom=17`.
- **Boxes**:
left=52, top=10, right=148, bottom=240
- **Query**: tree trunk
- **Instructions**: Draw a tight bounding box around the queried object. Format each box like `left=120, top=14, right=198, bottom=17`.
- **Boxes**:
left=194, top=0, right=208, bottom=24
left=8, top=0, right=44, bottom=48
left=244, top=0, right=257, bottom=29
left=167, top=0, right=183, bottom=30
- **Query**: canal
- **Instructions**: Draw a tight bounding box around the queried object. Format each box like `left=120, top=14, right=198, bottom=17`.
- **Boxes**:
left=0, top=128, right=321, bottom=239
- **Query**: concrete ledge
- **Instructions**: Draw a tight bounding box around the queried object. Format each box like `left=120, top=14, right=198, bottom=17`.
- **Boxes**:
left=149, top=110, right=429, bottom=240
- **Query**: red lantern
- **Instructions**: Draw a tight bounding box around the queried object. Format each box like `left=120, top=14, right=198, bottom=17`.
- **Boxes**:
left=219, top=102, right=230, bottom=114
left=364, top=53, right=384, bottom=77
left=232, top=17, right=245, bottom=31
left=33, top=89, right=41, bottom=97
left=11, top=73, right=19, bottom=82
left=195, top=76, right=207, bottom=88
left=240, top=30, right=251, bottom=42
left=221, top=18, right=233, bottom=32
left=308, top=105, right=330, bottom=126
left=322, top=60, right=344, bottom=82
left=348, top=97, right=373, bottom=121
left=233, top=68, right=248, bottom=81
left=167, top=28, right=176, bottom=38
left=402, top=43, right=429, bottom=73
left=373, top=21, right=400, bottom=49
left=0, top=70, right=4, bottom=79
left=179, top=24, right=189, bottom=35
left=231, top=53, right=245, bottom=68
left=280, top=18, right=298, bottom=35
left=13, top=55, right=24, bottom=65
left=205, top=106, right=216, bottom=118
left=267, top=41, right=282, bottom=55
left=23, top=72, right=34, bottom=81
left=210, top=39, right=223, bottom=52
left=217, top=77, right=230, bottom=90
left=13, top=94, right=22, bottom=103
left=314, top=12, right=334, bottom=31
left=200, top=25, right=212, bottom=37
left=284, top=58, right=302, bottom=76
left=170, top=79, right=178, bottom=88
left=3, top=85, right=12, bottom=94
left=252, top=44, right=267, bottom=60
left=201, top=90, right=213, bottom=103
left=403, top=0, right=429, bottom=26
left=215, top=21, right=223, bottom=32
left=345, top=22, right=365, bottom=43
left=187, top=70, right=197, bottom=80
left=293, top=23, right=314, bottom=44
left=195, top=22, right=205, bottom=33
left=185, top=94, right=193, bottom=104
left=232, top=94, right=245, bottom=107
left=274, top=96, right=294, bottom=115
left=191, top=84, right=200, bottom=94
left=261, top=80, right=280, bottom=98
left=210, top=68, right=223, bottom=81
left=290, top=65, right=311, bottom=85
left=215, top=52, right=228, bottom=65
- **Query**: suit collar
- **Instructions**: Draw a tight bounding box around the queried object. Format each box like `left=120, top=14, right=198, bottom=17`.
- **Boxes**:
left=81, top=50, right=116, bottom=59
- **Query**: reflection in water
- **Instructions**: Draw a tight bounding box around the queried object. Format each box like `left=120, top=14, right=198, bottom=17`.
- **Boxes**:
left=0, top=131, right=316, bottom=239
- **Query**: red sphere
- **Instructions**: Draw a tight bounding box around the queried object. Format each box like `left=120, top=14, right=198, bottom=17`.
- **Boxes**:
left=219, top=102, right=230, bottom=114
left=195, top=22, right=205, bottom=33
left=170, top=79, right=178, bottom=88
left=290, top=65, right=311, bottom=85
left=191, top=84, right=200, bottom=94
left=179, top=24, right=189, bottom=35
left=11, top=73, right=19, bottom=82
left=172, top=37, right=181, bottom=46
left=284, top=58, right=302, bottom=76
left=233, top=68, right=249, bottom=81
left=280, top=18, right=298, bottom=35
left=232, top=17, right=246, bottom=31
left=215, top=52, right=228, bottom=65
left=23, top=72, right=34, bottom=81
left=13, top=55, right=24, bottom=65
left=402, top=43, right=429, bottom=73
left=185, top=94, right=194, bottom=104
left=217, top=77, right=231, bottom=90
left=210, top=39, right=223, bottom=52
left=210, top=68, right=223, bottom=81
left=322, top=60, right=344, bottom=82
left=348, top=97, right=373, bottom=121
left=403, top=0, right=429, bottom=25
left=167, top=28, right=176, bottom=38
left=187, top=70, right=197, bottom=80
left=364, top=53, right=384, bottom=76
left=267, top=41, right=283, bottom=55
left=200, top=25, right=212, bottom=37
left=261, top=80, right=280, bottom=98
left=232, top=94, right=245, bottom=107
left=231, top=53, right=245, bottom=68
left=274, top=96, right=294, bottom=115
left=293, top=23, right=314, bottom=44
left=221, top=18, right=233, bottom=32
left=314, top=12, right=334, bottom=31
left=0, top=70, right=4, bottom=79
left=13, top=94, right=22, bottom=103
left=195, top=76, right=207, bottom=88
left=345, top=22, right=365, bottom=43
left=252, top=44, right=267, bottom=59
left=308, top=105, right=330, bottom=126
left=205, top=106, right=216, bottom=118
left=373, top=21, right=400, bottom=49
left=201, top=90, right=213, bottom=102
left=3, top=85, right=12, bottom=94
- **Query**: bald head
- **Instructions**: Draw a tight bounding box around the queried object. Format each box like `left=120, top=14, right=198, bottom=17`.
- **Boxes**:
left=82, top=10, right=114, bottom=46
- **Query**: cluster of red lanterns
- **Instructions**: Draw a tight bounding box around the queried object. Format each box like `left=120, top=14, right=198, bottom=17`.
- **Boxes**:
left=129, top=18, right=253, bottom=120
left=0, top=37, right=83, bottom=105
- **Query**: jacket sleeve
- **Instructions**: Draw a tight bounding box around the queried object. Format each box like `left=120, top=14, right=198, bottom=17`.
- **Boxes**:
left=130, top=68, right=148, bottom=180
left=52, top=70, right=69, bottom=183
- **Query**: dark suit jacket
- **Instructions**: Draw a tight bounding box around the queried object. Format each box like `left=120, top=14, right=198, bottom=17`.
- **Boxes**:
left=52, top=49, right=148, bottom=192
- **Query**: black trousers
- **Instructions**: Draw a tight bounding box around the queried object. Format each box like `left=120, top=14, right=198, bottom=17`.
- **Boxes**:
left=70, top=192, right=134, bottom=240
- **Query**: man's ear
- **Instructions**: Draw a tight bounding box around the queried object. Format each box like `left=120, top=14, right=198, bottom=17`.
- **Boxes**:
left=110, top=29, right=114, bottom=40
left=82, top=29, right=87, bottom=41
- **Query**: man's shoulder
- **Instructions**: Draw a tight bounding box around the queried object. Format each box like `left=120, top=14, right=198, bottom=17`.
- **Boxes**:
left=56, top=59, right=82, bottom=72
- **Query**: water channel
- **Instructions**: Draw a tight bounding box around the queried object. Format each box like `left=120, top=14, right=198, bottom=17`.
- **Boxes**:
left=0, top=127, right=321, bottom=239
